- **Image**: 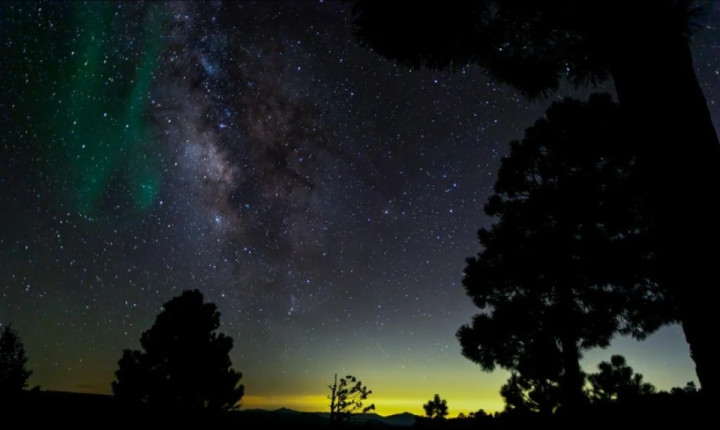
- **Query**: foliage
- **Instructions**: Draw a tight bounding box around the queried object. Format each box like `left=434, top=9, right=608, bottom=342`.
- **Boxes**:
left=328, top=374, right=374, bottom=426
left=587, top=355, right=656, bottom=403
left=112, top=289, right=244, bottom=412
left=670, top=381, right=698, bottom=396
left=500, top=371, right=564, bottom=417
left=350, top=0, right=701, bottom=98
left=0, top=324, right=32, bottom=397
left=350, top=0, right=720, bottom=397
left=456, top=94, right=673, bottom=414
left=423, top=394, right=448, bottom=419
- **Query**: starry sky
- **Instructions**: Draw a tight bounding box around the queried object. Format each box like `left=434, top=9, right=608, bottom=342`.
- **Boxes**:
left=1, top=1, right=718, bottom=417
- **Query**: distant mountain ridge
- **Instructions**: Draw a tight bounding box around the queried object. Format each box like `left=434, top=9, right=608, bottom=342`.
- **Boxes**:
left=242, top=407, right=418, bottom=426
left=13, top=390, right=419, bottom=427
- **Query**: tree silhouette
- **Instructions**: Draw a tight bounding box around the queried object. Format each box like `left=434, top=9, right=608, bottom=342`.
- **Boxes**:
left=350, top=0, right=720, bottom=395
left=587, top=355, right=656, bottom=404
left=498, top=338, right=565, bottom=417
left=670, top=381, right=698, bottom=396
left=456, top=94, right=674, bottom=416
left=112, top=289, right=244, bottom=412
left=423, top=394, right=448, bottom=420
left=500, top=372, right=561, bottom=417
left=328, top=374, right=375, bottom=427
left=0, top=324, right=32, bottom=399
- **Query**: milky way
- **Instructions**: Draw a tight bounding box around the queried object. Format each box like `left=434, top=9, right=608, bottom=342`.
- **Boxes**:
left=2, top=1, right=717, bottom=414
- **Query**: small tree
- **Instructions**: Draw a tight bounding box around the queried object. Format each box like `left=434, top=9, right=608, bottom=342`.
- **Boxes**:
left=670, top=381, right=697, bottom=396
left=0, top=324, right=32, bottom=398
left=587, top=355, right=656, bottom=403
left=328, top=374, right=374, bottom=427
left=423, top=394, right=448, bottom=420
left=500, top=372, right=564, bottom=417
left=112, top=289, right=244, bottom=412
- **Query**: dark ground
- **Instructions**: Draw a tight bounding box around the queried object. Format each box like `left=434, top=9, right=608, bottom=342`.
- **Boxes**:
left=2, top=389, right=708, bottom=430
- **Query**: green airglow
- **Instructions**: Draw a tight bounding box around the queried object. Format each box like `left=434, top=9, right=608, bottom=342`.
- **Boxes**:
left=54, top=3, right=166, bottom=217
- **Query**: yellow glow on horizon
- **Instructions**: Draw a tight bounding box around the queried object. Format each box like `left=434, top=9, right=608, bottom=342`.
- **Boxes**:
left=366, top=395, right=504, bottom=417
left=239, top=354, right=510, bottom=418
left=241, top=393, right=503, bottom=418
left=241, top=394, right=330, bottom=412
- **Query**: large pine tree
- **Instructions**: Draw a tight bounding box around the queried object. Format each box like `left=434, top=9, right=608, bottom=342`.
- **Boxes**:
left=351, top=0, right=720, bottom=396
left=457, top=94, right=674, bottom=415
left=112, top=289, right=244, bottom=412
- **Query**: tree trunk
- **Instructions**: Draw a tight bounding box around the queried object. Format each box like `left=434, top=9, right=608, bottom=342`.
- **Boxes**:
left=329, top=373, right=338, bottom=428
left=559, top=332, right=584, bottom=414
left=609, top=16, right=720, bottom=400
left=557, top=283, right=585, bottom=417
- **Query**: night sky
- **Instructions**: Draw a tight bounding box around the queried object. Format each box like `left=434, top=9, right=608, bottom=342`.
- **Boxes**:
left=2, top=1, right=718, bottom=416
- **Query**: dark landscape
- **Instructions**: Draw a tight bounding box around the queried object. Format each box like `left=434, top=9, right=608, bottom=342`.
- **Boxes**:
left=5, top=388, right=706, bottom=429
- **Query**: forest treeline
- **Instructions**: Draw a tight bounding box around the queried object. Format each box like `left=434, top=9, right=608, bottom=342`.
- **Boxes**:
left=1, top=283, right=703, bottom=428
